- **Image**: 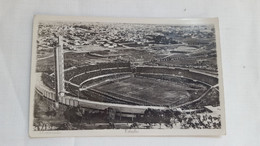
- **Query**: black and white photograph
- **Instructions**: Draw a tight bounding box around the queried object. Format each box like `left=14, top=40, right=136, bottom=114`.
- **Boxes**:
left=29, top=16, right=225, bottom=137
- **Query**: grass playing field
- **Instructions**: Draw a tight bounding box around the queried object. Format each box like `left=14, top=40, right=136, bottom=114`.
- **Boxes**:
left=94, top=76, right=207, bottom=106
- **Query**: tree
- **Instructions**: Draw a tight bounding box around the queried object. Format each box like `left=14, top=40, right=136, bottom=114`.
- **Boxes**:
left=144, top=108, right=153, bottom=126
left=104, top=107, right=116, bottom=129
left=57, top=122, right=73, bottom=130
left=144, top=108, right=163, bottom=127
left=63, top=106, right=83, bottom=123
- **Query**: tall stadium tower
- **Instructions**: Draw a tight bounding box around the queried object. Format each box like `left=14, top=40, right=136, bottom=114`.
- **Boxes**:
left=54, top=35, right=65, bottom=108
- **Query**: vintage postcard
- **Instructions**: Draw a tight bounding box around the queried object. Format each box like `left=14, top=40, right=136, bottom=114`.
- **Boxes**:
left=29, top=15, right=226, bottom=137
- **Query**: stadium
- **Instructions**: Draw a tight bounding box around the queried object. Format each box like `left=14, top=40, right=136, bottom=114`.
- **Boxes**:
left=37, top=59, right=219, bottom=115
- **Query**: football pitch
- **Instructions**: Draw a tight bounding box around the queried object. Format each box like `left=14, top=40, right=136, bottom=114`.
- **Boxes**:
left=94, top=76, right=207, bottom=106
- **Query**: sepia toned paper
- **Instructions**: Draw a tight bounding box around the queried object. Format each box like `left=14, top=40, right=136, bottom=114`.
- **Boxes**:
left=29, top=15, right=226, bottom=137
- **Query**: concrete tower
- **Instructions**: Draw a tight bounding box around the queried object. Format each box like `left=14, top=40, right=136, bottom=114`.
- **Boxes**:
left=54, top=35, right=65, bottom=108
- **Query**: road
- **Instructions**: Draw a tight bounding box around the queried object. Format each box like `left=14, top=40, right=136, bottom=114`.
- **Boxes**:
left=37, top=54, right=54, bottom=61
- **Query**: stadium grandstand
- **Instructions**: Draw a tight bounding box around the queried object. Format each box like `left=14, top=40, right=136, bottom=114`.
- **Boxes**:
left=40, top=61, right=219, bottom=109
